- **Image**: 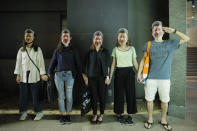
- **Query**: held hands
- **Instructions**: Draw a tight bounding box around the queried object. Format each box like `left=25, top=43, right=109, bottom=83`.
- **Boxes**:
left=41, top=74, right=48, bottom=81
left=84, top=78, right=88, bottom=86
left=137, top=73, right=144, bottom=84
left=105, top=76, right=111, bottom=85
left=82, top=75, right=88, bottom=86
left=163, top=27, right=175, bottom=34
left=16, top=74, right=20, bottom=84
left=137, top=74, right=142, bottom=83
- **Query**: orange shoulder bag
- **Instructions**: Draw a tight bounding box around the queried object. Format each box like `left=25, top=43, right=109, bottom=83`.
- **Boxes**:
left=142, top=41, right=151, bottom=79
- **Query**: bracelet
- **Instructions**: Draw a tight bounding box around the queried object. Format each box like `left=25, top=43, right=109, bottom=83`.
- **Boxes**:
left=173, top=29, right=177, bottom=34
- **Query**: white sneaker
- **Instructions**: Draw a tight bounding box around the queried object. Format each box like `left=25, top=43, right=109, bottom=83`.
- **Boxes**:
left=34, top=112, right=44, bottom=121
left=19, top=112, right=27, bottom=120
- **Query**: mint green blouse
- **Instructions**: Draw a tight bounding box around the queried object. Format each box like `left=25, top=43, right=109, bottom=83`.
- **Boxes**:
left=111, top=46, right=137, bottom=67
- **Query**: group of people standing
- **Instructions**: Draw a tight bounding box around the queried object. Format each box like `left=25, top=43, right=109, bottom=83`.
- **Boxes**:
left=14, top=21, right=189, bottom=131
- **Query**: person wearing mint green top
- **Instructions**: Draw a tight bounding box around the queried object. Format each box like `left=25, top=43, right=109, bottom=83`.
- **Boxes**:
left=111, top=46, right=137, bottom=67
left=108, top=28, right=138, bottom=125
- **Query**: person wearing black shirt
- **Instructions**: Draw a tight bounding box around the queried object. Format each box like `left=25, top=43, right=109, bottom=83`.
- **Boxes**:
left=82, top=31, right=111, bottom=124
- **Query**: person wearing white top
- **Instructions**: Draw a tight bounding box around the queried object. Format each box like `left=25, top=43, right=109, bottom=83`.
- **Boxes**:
left=14, top=29, right=48, bottom=121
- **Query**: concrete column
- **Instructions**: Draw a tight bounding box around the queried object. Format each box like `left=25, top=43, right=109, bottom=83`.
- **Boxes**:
left=168, top=0, right=187, bottom=118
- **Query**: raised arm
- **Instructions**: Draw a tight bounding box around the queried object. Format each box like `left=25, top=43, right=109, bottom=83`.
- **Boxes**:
left=163, top=27, right=190, bottom=44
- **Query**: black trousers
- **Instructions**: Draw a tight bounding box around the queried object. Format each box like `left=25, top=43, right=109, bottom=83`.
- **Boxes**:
left=89, top=76, right=106, bottom=115
left=114, top=67, right=137, bottom=114
left=19, top=82, right=42, bottom=113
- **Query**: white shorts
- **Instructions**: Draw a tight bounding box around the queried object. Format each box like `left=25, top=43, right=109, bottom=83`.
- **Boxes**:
left=144, top=79, right=171, bottom=103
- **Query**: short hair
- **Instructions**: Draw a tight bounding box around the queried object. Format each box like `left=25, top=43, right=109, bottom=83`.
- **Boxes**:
left=118, top=28, right=128, bottom=35
left=93, top=31, right=103, bottom=39
left=61, top=29, right=71, bottom=36
left=152, top=21, right=163, bottom=29
left=25, top=28, right=34, bottom=36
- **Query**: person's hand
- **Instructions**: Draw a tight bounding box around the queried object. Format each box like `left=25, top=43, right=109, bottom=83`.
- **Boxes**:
left=163, top=27, right=175, bottom=34
left=137, top=74, right=142, bottom=84
left=16, top=74, right=20, bottom=84
left=84, top=78, right=88, bottom=86
left=105, top=77, right=111, bottom=85
left=41, top=75, right=48, bottom=81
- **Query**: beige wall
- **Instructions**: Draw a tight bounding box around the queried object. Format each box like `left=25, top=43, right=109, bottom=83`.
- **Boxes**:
left=187, top=1, right=197, bottom=47
left=187, top=26, right=197, bottom=47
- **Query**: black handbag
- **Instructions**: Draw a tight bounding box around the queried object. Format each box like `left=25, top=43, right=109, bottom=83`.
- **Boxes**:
left=46, top=77, right=56, bottom=103
left=80, top=87, right=91, bottom=116
left=80, top=76, right=91, bottom=116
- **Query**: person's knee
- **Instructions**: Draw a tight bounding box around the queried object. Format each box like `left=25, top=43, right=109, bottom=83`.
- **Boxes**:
left=161, top=100, right=169, bottom=104
left=58, top=93, right=65, bottom=101
left=66, top=87, right=73, bottom=102
left=145, top=96, right=155, bottom=102
left=160, top=96, right=170, bottom=103
left=146, top=100, right=154, bottom=104
left=66, top=95, right=72, bottom=103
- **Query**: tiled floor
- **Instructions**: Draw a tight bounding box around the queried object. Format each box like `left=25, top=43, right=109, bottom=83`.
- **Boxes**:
left=0, top=80, right=196, bottom=131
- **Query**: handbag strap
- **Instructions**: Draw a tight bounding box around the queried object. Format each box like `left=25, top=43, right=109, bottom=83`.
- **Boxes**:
left=146, top=41, right=151, bottom=56
left=25, top=48, right=40, bottom=73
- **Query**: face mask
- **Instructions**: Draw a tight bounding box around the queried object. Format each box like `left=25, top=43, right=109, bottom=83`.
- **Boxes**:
left=94, top=39, right=102, bottom=46
left=61, top=34, right=70, bottom=46
left=153, top=27, right=163, bottom=39
left=120, top=37, right=126, bottom=43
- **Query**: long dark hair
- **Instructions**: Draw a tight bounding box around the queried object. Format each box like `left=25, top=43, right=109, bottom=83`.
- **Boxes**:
left=57, top=29, right=73, bottom=52
left=21, top=29, right=38, bottom=52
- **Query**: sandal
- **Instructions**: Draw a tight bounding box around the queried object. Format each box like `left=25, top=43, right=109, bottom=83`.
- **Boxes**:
left=97, top=115, right=103, bottom=124
left=144, top=121, right=153, bottom=129
left=159, top=121, right=172, bottom=131
left=91, top=115, right=97, bottom=124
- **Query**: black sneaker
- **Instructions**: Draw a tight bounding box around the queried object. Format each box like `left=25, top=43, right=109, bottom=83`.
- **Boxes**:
left=59, top=116, right=66, bottom=125
left=65, top=115, right=71, bottom=124
left=118, top=115, right=126, bottom=124
left=126, top=116, right=134, bottom=126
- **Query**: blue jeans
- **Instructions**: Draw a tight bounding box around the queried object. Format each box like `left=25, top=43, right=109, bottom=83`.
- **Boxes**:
left=54, top=71, right=74, bottom=113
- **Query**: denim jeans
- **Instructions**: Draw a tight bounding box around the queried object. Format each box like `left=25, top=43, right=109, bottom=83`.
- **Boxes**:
left=19, top=82, right=42, bottom=113
left=54, top=71, right=74, bottom=113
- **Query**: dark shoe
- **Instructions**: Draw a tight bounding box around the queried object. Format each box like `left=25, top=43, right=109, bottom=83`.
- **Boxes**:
left=59, top=116, right=66, bottom=125
left=65, top=115, right=72, bottom=124
left=126, top=116, right=134, bottom=126
left=118, top=115, right=126, bottom=124
left=144, top=121, right=153, bottom=129
left=91, top=115, right=97, bottom=124
left=97, top=115, right=103, bottom=124
left=159, top=121, right=172, bottom=131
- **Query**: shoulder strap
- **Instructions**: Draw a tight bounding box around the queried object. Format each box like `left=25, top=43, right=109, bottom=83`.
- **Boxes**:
left=146, top=41, right=151, bottom=56
left=25, top=49, right=40, bottom=73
